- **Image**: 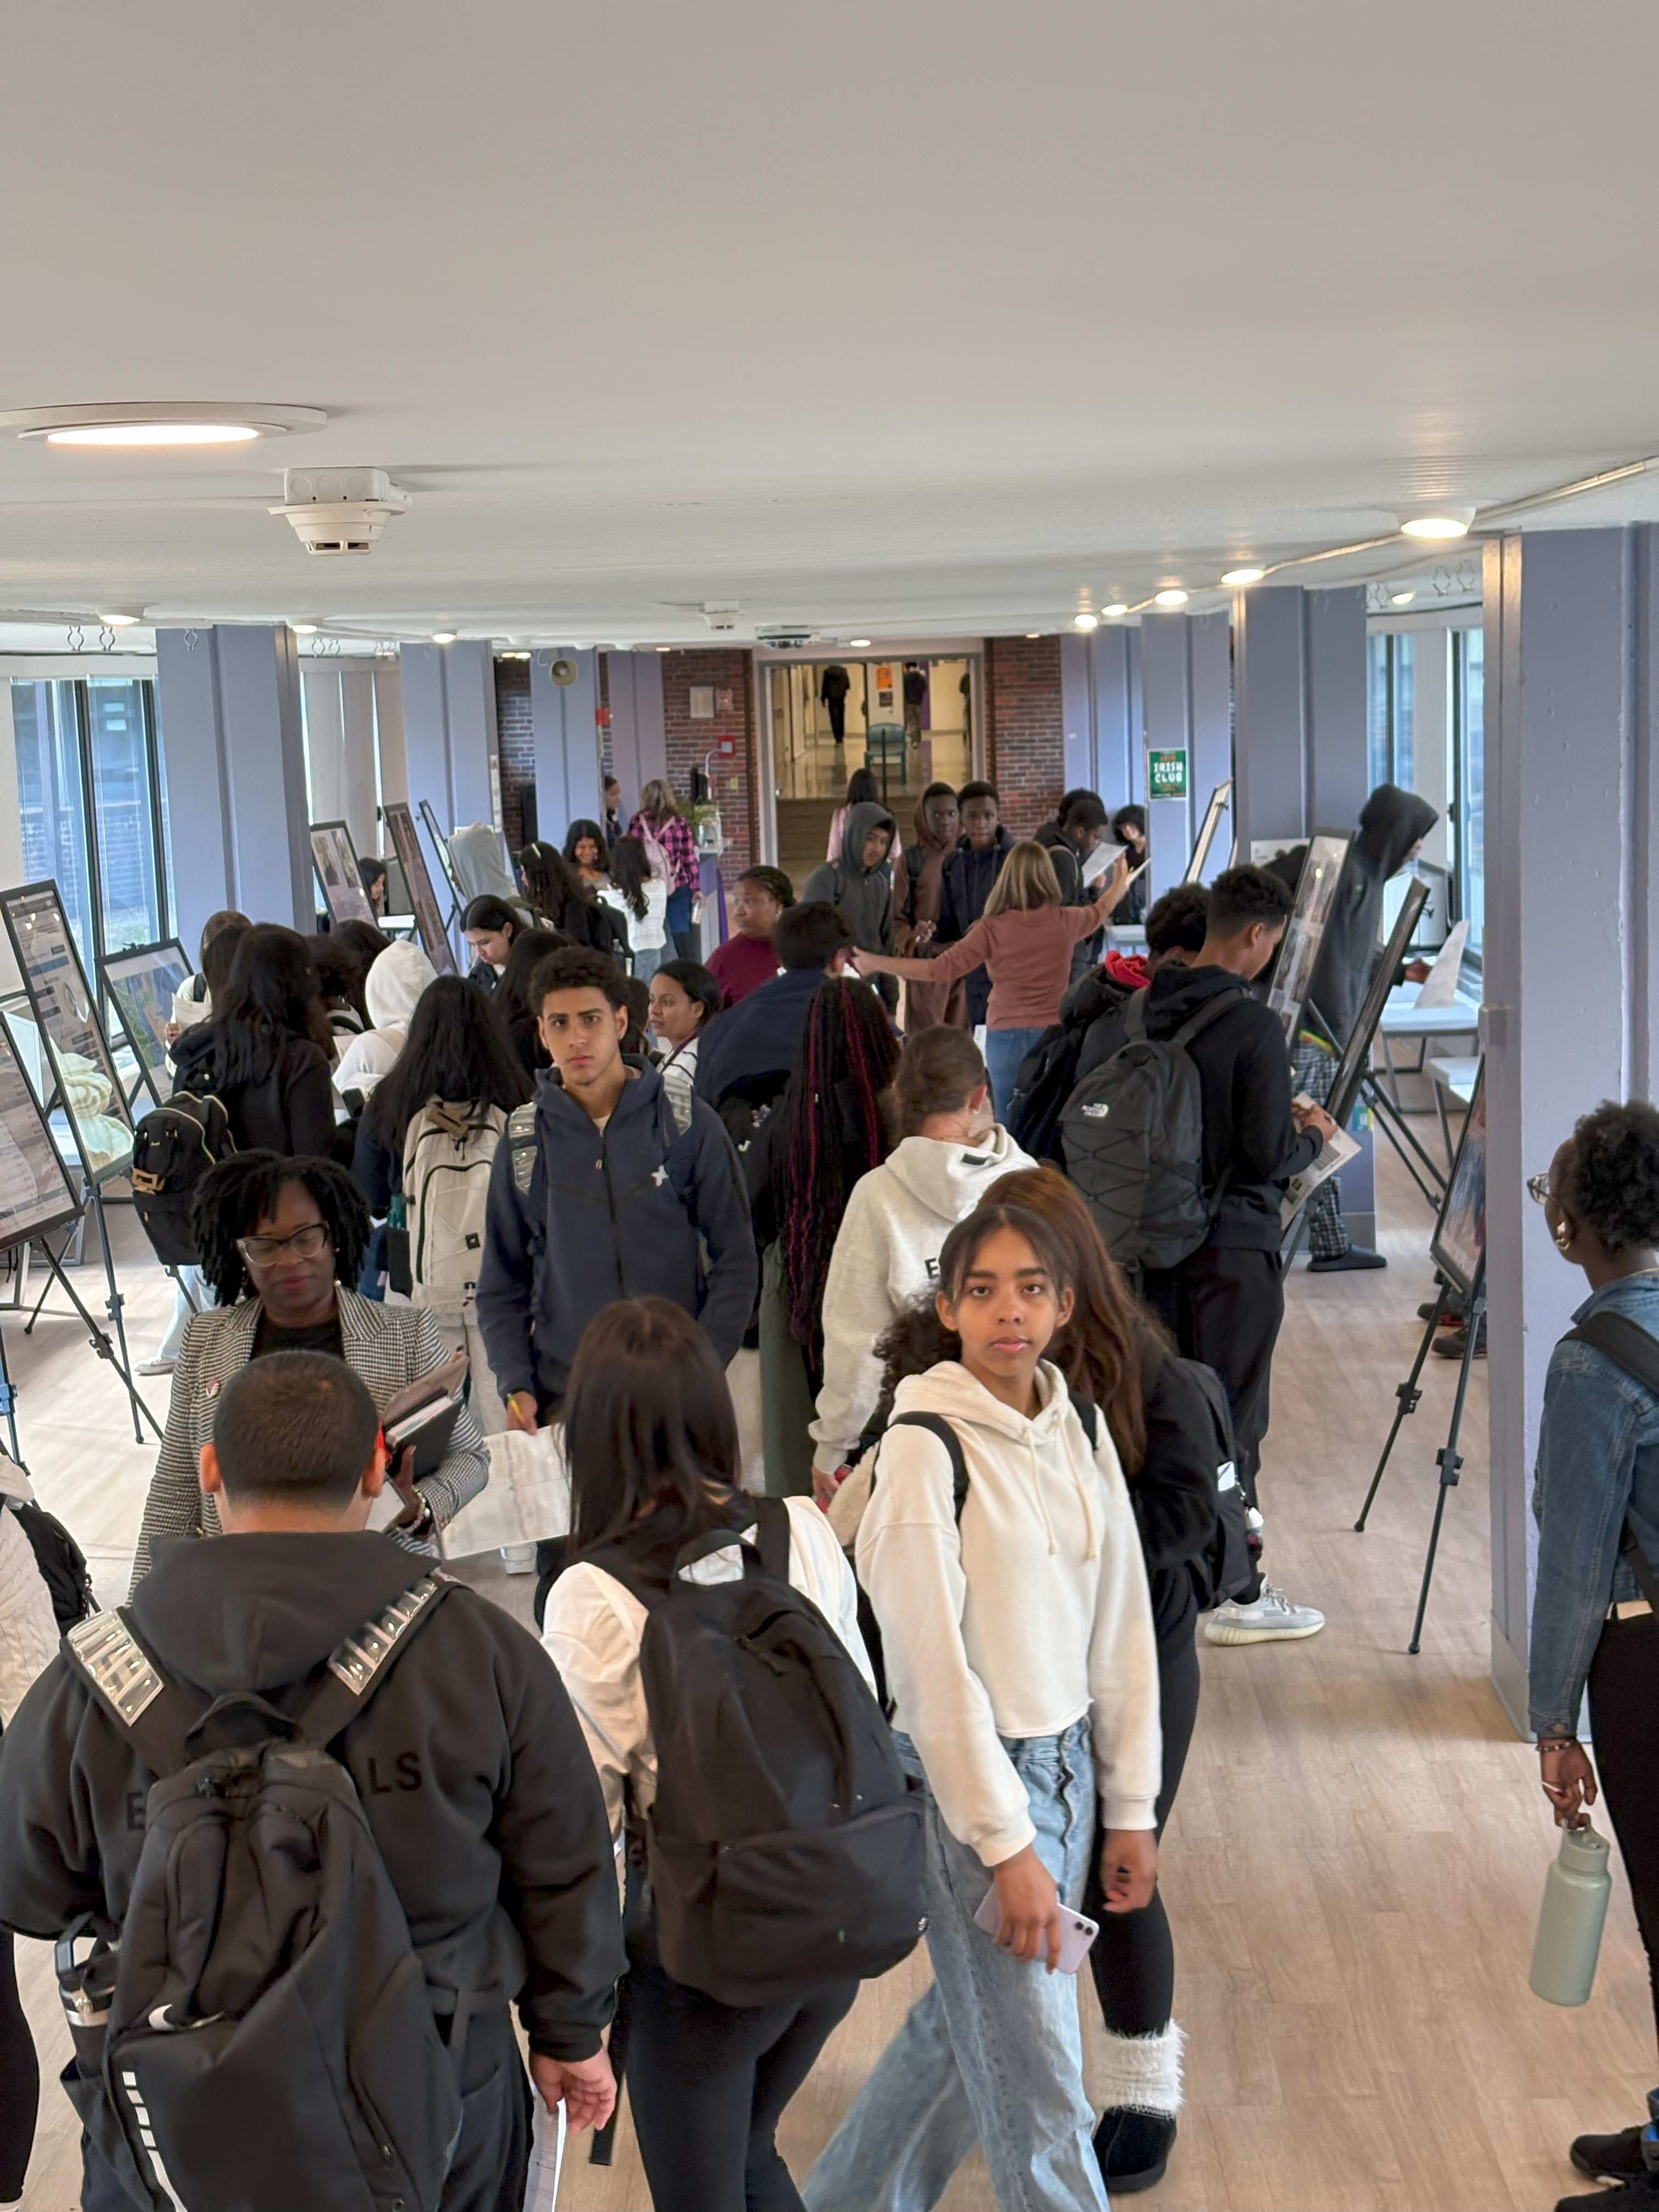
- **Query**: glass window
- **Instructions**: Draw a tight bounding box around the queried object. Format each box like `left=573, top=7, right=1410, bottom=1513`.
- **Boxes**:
left=1367, top=634, right=1390, bottom=787
left=1454, top=628, right=1484, bottom=952
left=1365, top=633, right=1415, bottom=789
left=87, top=679, right=163, bottom=952
left=1392, top=634, right=1415, bottom=789
left=9, top=681, right=95, bottom=959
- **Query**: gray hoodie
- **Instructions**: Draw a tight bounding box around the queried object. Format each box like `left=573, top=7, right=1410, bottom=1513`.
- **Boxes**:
left=801, top=799, right=896, bottom=956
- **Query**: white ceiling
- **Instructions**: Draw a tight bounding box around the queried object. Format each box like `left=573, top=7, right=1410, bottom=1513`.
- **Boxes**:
left=4, top=0, right=1659, bottom=647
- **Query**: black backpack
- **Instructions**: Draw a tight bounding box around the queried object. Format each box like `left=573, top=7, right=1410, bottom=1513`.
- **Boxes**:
left=129, top=1080, right=238, bottom=1267
left=589, top=1497, right=925, bottom=2010
left=59, top=1578, right=465, bottom=2212
left=1006, top=1022, right=1084, bottom=1164
left=7, top=1494, right=95, bottom=1629
left=1171, top=1356, right=1256, bottom=1611
left=1061, top=989, right=1243, bottom=1271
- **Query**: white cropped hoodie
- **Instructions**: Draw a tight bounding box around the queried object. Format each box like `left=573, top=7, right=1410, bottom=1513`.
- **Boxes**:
left=810, top=1125, right=1034, bottom=1483
left=856, top=1358, right=1160, bottom=1867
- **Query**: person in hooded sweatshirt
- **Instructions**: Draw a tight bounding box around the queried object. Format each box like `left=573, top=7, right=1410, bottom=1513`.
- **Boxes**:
left=169, top=923, right=338, bottom=1159
left=1137, top=865, right=1335, bottom=1649
left=811, top=1025, right=1034, bottom=1515
left=333, top=937, right=438, bottom=1102
left=0, top=1350, right=625, bottom=2212
left=1269, top=781, right=1438, bottom=1272
left=803, top=1202, right=1160, bottom=2212
left=693, top=901, right=857, bottom=1121
left=800, top=798, right=897, bottom=1001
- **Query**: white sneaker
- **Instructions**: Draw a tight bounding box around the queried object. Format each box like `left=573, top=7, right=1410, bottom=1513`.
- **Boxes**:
left=137, top=1355, right=177, bottom=1376
left=1204, top=1578, right=1325, bottom=1645
left=501, top=1544, right=537, bottom=1575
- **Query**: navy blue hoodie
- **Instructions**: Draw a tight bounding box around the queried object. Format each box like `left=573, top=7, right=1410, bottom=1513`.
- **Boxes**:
left=693, top=963, right=831, bottom=1110
left=475, top=1057, right=758, bottom=1405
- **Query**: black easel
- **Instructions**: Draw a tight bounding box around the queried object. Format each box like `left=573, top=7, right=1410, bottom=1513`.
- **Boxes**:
left=1353, top=1256, right=1485, bottom=1652
left=417, top=800, right=470, bottom=941
left=21, top=1199, right=165, bottom=1445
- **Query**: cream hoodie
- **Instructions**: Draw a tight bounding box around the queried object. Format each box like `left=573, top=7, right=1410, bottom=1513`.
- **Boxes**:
left=856, top=1358, right=1160, bottom=1866
left=334, top=939, right=436, bottom=1099
left=811, top=1124, right=1035, bottom=1483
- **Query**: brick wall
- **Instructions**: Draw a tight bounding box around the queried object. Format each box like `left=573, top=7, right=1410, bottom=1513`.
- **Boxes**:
left=983, top=634, right=1065, bottom=836
left=493, top=658, right=534, bottom=851
left=658, top=647, right=758, bottom=893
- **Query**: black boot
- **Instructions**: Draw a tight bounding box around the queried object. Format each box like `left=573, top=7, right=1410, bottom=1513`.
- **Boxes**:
left=1571, top=2124, right=1649, bottom=2182
left=1556, top=2170, right=1659, bottom=2212
left=1093, top=2110, right=1177, bottom=2194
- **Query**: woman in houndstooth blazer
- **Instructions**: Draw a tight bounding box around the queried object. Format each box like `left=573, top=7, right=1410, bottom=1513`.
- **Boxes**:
left=131, top=1152, right=489, bottom=1590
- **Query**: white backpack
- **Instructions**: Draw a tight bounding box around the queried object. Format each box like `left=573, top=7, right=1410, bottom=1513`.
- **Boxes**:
left=400, top=1099, right=506, bottom=1314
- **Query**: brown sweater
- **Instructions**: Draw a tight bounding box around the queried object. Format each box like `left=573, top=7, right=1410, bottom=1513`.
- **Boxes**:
left=926, top=905, right=1101, bottom=1029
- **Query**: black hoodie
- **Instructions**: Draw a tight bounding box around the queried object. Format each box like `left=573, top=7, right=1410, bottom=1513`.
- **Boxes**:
left=0, top=1532, right=624, bottom=2059
left=1142, top=963, right=1320, bottom=1250
left=1271, top=783, right=1439, bottom=1047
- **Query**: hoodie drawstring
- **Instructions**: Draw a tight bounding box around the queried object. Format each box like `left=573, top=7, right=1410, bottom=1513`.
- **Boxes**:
left=1029, top=1431, right=1058, bottom=1556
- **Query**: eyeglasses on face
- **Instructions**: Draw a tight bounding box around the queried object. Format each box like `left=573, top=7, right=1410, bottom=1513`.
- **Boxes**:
left=235, top=1221, right=331, bottom=1266
left=1526, top=1172, right=1552, bottom=1205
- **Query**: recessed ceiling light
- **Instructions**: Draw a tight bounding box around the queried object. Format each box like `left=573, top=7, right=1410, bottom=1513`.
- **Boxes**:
left=1103, top=603, right=1129, bottom=619
left=1154, top=588, right=1189, bottom=608
left=1074, top=612, right=1100, bottom=632
left=99, top=613, right=139, bottom=628
left=1390, top=590, right=1417, bottom=606
left=431, top=632, right=456, bottom=645
left=1221, top=566, right=1265, bottom=587
left=849, top=637, right=872, bottom=648
left=2, top=402, right=326, bottom=447
left=1400, top=510, right=1472, bottom=540
left=291, top=623, right=318, bottom=635
left=655, top=644, right=673, bottom=653
left=499, top=650, right=531, bottom=660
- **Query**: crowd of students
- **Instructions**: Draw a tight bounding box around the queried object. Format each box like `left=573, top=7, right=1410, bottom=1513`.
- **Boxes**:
left=0, top=770, right=1656, bottom=2212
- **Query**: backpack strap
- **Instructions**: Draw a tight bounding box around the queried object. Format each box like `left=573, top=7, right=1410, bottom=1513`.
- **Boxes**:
left=1170, top=988, right=1248, bottom=1050
left=292, top=1573, right=458, bottom=1750
left=750, top=1494, right=793, bottom=1580
left=64, top=1610, right=205, bottom=1779
left=506, top=1101, right=540, bottom=1198
left=1068, top=1392, right=1099, bottom=1448
left=888, top=1411, right=970, bottom=1523
left=1562, top=1312, right=1659, bottom=1611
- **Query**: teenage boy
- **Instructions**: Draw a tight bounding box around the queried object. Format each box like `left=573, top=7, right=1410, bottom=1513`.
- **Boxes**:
left=0, top=1351, right=624, bottom=2211
left=800, top=802, right=897, bottom=990
left=1036, top=790, right=1114, bottom=977
left=1138, top=864, right=1336, bottom=1646
left=477, top=946, right=758, bottom=1431
left=693, top=900, right=856, bottom=1113
left=934, top=782, right=1013, bottom=1029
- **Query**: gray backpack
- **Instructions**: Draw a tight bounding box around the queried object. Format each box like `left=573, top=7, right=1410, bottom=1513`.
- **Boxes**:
left=1060, top=989, right=1243, bottom=1271
left=60, top=1577, right=464, bottom=2212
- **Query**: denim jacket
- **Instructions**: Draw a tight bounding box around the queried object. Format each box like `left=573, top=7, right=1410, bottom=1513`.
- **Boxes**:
left=1528, top=1274, right=1659, bottom=1738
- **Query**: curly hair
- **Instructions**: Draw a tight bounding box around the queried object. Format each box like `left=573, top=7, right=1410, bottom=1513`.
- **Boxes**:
left=191, top=1151, right=373, bottom=1307
left=1564, top=1099, right=1659, bottom=1254
left=779, top=978, right=900, bottom=1346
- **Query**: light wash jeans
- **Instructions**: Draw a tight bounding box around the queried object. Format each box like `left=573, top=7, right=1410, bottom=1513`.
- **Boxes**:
left=803, top=1720, right=1105, bottom=2212
left=983, top=1024, right=1045, bottom=1126
left=155, top=1265, right=210, bottom=1362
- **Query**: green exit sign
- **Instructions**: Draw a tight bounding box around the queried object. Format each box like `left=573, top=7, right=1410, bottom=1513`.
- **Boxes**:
left=1148, top=748, right=1189, bottom=799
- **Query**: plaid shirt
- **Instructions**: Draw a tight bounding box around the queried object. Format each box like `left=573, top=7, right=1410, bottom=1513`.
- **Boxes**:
left=630, top=808, right=701, bottom=894
left=130, top=1289, right=489, bottom=1590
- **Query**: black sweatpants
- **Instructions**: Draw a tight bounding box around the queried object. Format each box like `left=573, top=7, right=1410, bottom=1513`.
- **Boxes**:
left=1588, top=1611, right=1659, bottom=2039
left=1085, top=1583, right=1201, bottom=2038
left=1142, top=1244, right=1285, bottom=1511
left=625, top=1952, right=858, bottom=2211
left=0, top=1928, right=37, bottom=2201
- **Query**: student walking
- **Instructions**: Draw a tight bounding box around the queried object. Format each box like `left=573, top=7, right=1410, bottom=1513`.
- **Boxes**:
left=1528, top=1101, right=1659, bottom=2212
left=169, top=924, right=339, bottom=1159
left=801, top=799, right=898, bottom=983
left=628, top=779, right=703, bottom=958
left=605, top=834, right=671, bottom=980
left=894, top=783, right=964, bottom=1032
left=1137, top=865, right=1332, bottom=1646
left=811, top=1025, right=1033, bottom=1510
left=694, top=903, right=856, bottom=1118
left=859, top=840, right=1128, bottom=1121
left=933, top=782, right=1013, bottom=1030
left=805, top=1203, right=1160, bottom=2212
left=543, top=1299, right=877, bottom=2212
left=1, top=1351, right=623, bottom=2212
left=707, top=865, right=794, bottom=1006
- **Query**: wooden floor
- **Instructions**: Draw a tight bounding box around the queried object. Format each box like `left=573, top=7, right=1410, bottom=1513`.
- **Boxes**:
left=9, top=1153, right=1655, bottom=2211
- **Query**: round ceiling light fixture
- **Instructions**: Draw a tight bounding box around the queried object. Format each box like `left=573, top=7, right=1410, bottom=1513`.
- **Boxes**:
left=291, top=623, right=318, bottom=635
left=1154, top=588, right=1189, bottom=608
left=1390, top=590, right=1417, bottom=606
left=1221, top=566, right=1265, bottom=587
left=431, top=631, right=457, bottom=645
left=849, top=637, right=872, bottom=648
left=1103, top=603, right=1129, bottom=619
left=1074, top=611, right=1100, bottom=632
left=1399, top=508, right=1473, bottom=540
left=98, top=612, right=140, bottom=628
left=1, top=402, right=327, bottom=447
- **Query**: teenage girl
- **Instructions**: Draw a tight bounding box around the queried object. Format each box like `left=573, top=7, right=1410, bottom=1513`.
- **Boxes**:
left=804, top=1203, right=1160, bottom=2212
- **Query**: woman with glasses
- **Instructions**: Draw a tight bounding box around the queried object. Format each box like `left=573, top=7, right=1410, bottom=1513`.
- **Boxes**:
left=1527, top=1101, right=1659, bottom=2212
left=129, top=1151, right=488, bottom=1590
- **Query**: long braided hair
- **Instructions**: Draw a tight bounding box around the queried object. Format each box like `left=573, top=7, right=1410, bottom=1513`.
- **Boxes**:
left=780, top=978, right=900, bottom=1346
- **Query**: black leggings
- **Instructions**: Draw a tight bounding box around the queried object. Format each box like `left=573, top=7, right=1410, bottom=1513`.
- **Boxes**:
left=1589, top=1611, right=1659, bottom=2041
left=1085, top=1592, right=1202, bottom=2038
left=0, top=1928, right=38, bottom=2200
left=625, top=1953, right=858, bottom=2211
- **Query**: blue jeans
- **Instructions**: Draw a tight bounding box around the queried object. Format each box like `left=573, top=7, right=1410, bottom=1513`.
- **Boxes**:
left=666, top=884, right=696, bottom=960
left=633, top=943, right=663, bottom=983
left=803, top=1721, right=1105, bottom=2212
left=984, top=1025, right=1044, bottom=1125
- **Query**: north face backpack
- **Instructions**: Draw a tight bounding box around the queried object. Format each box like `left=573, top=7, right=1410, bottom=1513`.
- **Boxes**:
left=1006, top=1021, right=1085, bottom=1165
left=1060, top=988, right=1244, bottom=1272
left=129, top=1082, right=238, bottom=1267
left=589, top=1497, right=925, bottom=2010
left=59, top=1577, right=464, bottom=2212
left=1163, top=1352, right=1256, bottom=1611
left=401, top=1099, right=506, bottom=1315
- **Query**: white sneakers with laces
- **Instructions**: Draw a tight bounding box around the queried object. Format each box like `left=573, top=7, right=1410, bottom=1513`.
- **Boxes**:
left=1204, top=1578, right=1326, bottom=1645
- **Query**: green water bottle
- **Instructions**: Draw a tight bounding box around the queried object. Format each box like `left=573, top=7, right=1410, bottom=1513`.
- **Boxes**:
left=1530, top=1822, right=1612, bottom=2007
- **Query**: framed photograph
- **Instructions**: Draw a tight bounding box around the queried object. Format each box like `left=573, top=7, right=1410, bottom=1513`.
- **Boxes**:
left=385, top=803, right=458, bottom=974
left=1183, top=778, right=1233, bottom=885
left=1431, top=1057, right=1486, bottom=1297
left=1326, top=876, right=1430, bottom=1126
left=1265, top=832, right=1353, bottom=1050
left=101, top=938, right=193, bottom=1111
left=0, top=882, right=135, bottom=1184
left=309, top=819, right=376, bottom=927
left=0, top=1019, right=82, bottom=1253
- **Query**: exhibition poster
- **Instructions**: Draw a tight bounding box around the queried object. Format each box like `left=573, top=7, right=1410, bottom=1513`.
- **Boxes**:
left=1, top=882, right=135, bottom=1182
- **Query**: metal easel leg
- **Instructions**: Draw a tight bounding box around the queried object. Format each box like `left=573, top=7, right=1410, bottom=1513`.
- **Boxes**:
left=1355, top=1287, right=1448, bottom=1532
left=1407, top=1284, right=1485, bottom=1654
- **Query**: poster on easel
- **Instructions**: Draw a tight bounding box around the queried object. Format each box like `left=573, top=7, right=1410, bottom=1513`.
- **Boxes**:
left=0, top=883, right=136, bottom=1184
left=101, top=938, right=192, bottom=1111
left=385, top=803, right=458, bottom=974
left=1265, top=832, right=1352, bottom=1051
left=0, top=1020, right=82, bottom=1251
left=1430, top=1057, right=1486, bottom=1298
left=309, top=820, right=377, bottom=928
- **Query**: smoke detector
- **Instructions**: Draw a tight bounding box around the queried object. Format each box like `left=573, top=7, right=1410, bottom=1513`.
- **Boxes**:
left=271, top=467, right=410, bottom=556
left=702, top=602, right=741, bottom=632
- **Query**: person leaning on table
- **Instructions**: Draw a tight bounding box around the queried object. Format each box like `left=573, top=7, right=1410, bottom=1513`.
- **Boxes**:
left=130, top=1150, right=488, bottom=1590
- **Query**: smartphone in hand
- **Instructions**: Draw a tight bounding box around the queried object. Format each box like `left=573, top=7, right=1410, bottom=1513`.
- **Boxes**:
left=973, top=1887, right=1099, bottom=1973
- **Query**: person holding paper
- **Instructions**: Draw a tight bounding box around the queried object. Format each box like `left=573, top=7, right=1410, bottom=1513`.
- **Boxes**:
left=131, top=1152, right=489, bottom=1588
